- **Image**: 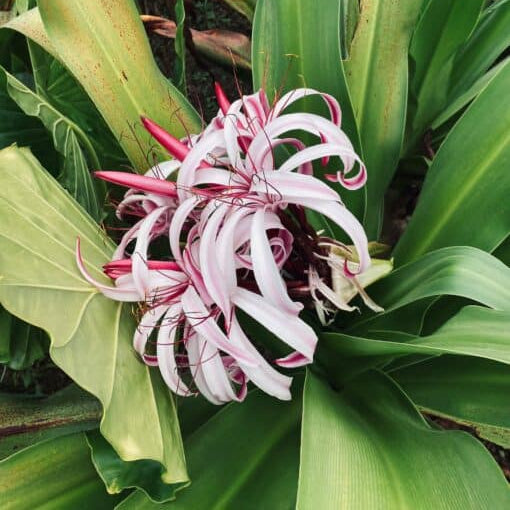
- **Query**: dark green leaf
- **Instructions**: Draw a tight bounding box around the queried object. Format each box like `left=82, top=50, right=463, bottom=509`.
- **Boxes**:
left=406, top=0, right=485, bottom=151
left=173, top=0, right=186, bottom=94
left=349, top=246, right=510, bottom=335
left=322, top=306, right=510, bottom=382
left=339, top=0, right=359, bottom=59
left=1, top=65, right=102, bottom=219
left=0, top=62, right=57, bottom=169
left=449, top=0, right=510, bottom=102
left=4, top=316, right=48, bottom=370
left=392, top=355, right=510, bottom=447
left=117, top=388, right=302, bottom=509
left=395, top=60, right=510, bottom=265
left=85, top=396, right=219, bottom=503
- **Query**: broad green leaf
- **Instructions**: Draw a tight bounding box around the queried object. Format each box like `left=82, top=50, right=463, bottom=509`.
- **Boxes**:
left=85, top=397, right=219, bottom=503
left=344, top=0, right=424, bottom=236
left=395, top=60, right=510, bottom=265
left=406, top=0, right=485, bottom=151
left=449, top=0, right=510, bottom=102
left=173, top=0, right=186, bottom=94
left=252, top=0, right=365, bottom=222
left=221, top=0, right=256, bottom=20
left=0, top=146, right=187, bottom=483
left=37, top=0, right=201, bottom=170
left=117, top=388, right=301, bottom=509
left=297, top=370, right=510, bottom=509
left=322, top=306, right=510, bottom=382
left=1, top=66, right=102, bottom=219
left=392, top=355, right=510, bottom=447
left=348, top=246, right=510, bottom=335
left=0, top=433, right=120, bottom=509
left=0, top=385, right=100, bottom=460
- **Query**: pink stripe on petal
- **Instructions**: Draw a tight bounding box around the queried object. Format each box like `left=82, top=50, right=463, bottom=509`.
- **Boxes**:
left=250, top=208, right=303, bottom=315
left=157, top=305, right=191, bottom=396
left=199, top=204, right=233, bottom=324
left=181, top=286, right=257, bottom=366
left=131, top=206, right=170, bottom=297
left=104, top=259, right=181, bottom=279
left=75, top=238, right=140, bottom=301
left=188, top=334, right=238, bottom=404
left=275, top=351, right=310, bottom=368
left=232, top=287, right=316, bottom=362
left=251, top=171, right=339, bottom=201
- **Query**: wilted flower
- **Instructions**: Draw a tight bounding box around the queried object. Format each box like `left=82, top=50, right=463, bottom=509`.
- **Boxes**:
left=77, top=85, right=374, bottom=404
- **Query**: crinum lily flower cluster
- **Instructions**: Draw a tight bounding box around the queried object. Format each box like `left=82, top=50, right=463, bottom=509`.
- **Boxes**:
left=77, top=85, right=371, bottom=404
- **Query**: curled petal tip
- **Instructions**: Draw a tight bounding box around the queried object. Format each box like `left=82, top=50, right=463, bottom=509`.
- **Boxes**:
left=141, top=116, right=190, bottom=161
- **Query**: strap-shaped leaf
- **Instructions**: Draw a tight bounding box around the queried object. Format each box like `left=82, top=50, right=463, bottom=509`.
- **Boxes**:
left=0, top=146, right=187, bottom=483
left=431, top=57, right=509, bottom=129
left=406, top=0, right=485, bottom=150
left=0, top=385, right=100, bottom=460
left=0, top=433, right=120, bottom=509
left=322, top=306, right=510, bottom=382
left=297, top=370, right=510, bottom=509
left=395, top=60, right=510, bottom=265
left=252, top=0, right=365, bottom=222
left=348, top=246, right=510, bottom=335
left=449, top=0, right=510, bottom=103
left=344, top=0, right=423, bottom=236
left=117, top=388, right=301, bottom=509
left=173, top=0, right=186, bottom=94
left=392, top=355, right=510, bottom=447
left=36, top=0, right=201, bottom=170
